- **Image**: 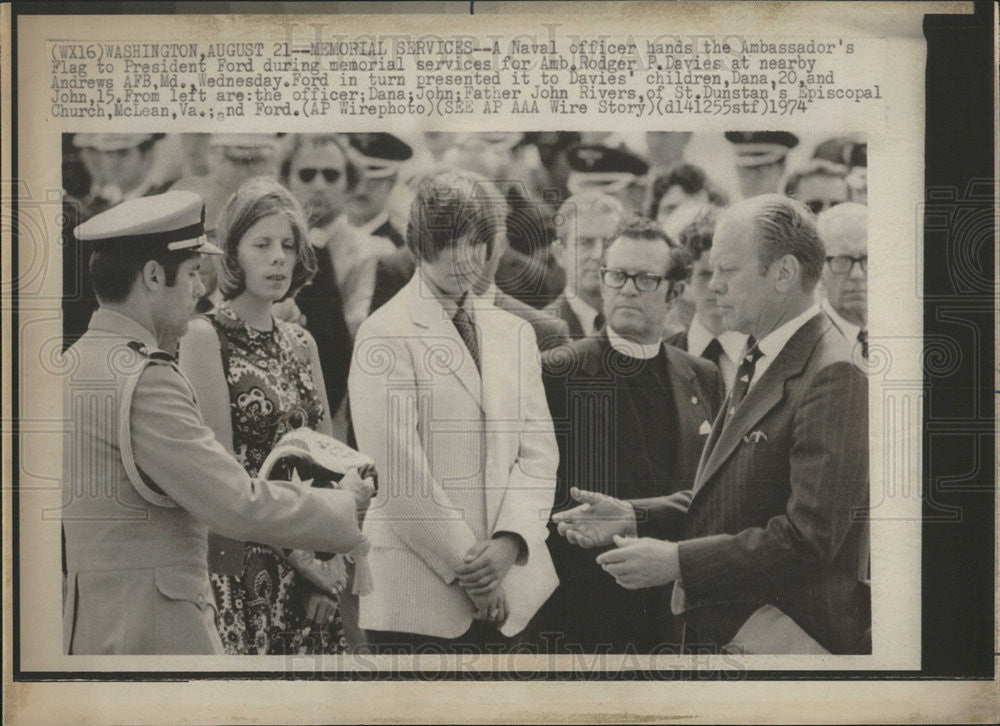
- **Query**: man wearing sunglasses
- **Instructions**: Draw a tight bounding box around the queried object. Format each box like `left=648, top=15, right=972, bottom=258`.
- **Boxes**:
left=537, top=215, right=724, bottom=653
left=817, top=202, right=868, bottom=360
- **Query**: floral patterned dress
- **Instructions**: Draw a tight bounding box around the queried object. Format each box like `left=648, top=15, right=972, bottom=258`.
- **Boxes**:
left=207, top=303, right=347, bottom=655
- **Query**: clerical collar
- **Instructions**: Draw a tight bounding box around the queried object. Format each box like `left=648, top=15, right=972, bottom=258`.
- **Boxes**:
left=606, top=325, right=662, bottom=360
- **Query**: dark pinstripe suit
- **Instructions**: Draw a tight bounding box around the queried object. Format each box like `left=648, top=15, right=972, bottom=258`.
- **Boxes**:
left=632, top=313, right=871, bottom=654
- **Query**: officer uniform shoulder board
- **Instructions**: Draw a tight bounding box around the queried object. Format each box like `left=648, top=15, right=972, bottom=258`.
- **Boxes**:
left=118, top=340, right=181, bottom=508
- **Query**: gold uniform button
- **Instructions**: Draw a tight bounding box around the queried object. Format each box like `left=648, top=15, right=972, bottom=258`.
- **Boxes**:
left=690, top=396, right=698, bottom=405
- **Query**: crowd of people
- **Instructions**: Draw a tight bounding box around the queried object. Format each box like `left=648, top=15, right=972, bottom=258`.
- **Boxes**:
left=60, top=128, right=871, bottom=657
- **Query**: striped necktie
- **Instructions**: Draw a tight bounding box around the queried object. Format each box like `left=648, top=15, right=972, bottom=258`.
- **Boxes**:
left=452, top=306, right=481, bottom=372
left=726, top=337, right=763, bottom=416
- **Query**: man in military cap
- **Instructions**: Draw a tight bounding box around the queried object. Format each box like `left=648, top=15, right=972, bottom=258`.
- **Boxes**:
left=345, top=132, right=413, bottom=249
left=565, top=143, right=651, bottom=215
left=724, top=131, right=799, bottom=199
left=62, top=190, right=371, bottom=655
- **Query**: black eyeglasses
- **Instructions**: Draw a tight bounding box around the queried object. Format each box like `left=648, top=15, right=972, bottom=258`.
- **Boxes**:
left=599, top=267, right=666, bottom=292
left=297, top=167, right=343, bottom=184
left=825, top=255, right=868, bottom=275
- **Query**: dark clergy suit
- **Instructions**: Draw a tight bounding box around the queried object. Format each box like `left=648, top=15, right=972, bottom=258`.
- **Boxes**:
left=295, top=240, right=354, bottom=415
left=631, top=313, right=870, bottom=654
left=369, top=248, right=570, bottom=351
left=538, top=332, right=724, bottom=652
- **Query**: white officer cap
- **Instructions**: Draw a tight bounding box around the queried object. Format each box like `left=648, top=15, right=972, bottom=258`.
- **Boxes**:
left=74, top=190, right=223, bottom=255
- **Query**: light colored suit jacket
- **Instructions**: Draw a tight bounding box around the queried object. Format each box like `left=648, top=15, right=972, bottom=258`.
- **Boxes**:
left=62, top=308, right=365, bottom=654
left=349, top=275, right=559, bottom=638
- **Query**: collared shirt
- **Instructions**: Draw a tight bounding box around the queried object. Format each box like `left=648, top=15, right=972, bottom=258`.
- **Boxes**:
left=88, top=307, right=160, bottom=349
left=685, top=317, right=748, bottom=393
left=606, top=324, right=662, bottom=360
left=418, top=267, right=479, bottom=328
left=749, top=304, right=821, bottom=389
left=821, top=298, right=862, bottom=343
left=564, top=288, right=603, bottom=338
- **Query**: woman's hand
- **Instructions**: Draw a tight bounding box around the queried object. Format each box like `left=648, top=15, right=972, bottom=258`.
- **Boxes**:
left=302, top=586, right=339, bottom=628
left=340, top=467, right=376, bottom=509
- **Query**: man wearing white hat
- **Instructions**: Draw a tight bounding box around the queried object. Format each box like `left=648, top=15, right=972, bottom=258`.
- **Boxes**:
left=62, top=190, right=372, bottom=654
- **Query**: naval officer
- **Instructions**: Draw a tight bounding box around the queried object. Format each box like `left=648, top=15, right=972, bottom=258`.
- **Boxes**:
left=62, top=190, right=373, bottom=655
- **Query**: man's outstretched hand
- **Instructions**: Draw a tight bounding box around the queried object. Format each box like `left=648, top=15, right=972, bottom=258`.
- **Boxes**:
left=552, top=487, right=638, bottom=548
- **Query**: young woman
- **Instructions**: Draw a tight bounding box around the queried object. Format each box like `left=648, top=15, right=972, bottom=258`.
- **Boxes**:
left=180, top=176, right=363, bottom=655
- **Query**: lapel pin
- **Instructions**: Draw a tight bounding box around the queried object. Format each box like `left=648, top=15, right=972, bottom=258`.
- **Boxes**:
left=744, top=430, right=768, bottom=444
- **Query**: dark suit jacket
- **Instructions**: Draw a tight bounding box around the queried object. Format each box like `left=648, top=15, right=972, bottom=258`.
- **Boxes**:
left=543, top=293, right=586, bottom=341
left=369, top=248, right=570, bottom=351
left=295, top=243, right=354, bottom=415
left=632, top=313, right=870, bottom=654
left=538, top=333, right=724, bottom=651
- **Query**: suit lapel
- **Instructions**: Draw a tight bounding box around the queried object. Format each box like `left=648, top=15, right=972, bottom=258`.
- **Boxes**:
left=692, top=314, right=828, bottom=497
left=405, top=276, right=482, bottom=407
left=663, top=347, right=715, bottom=486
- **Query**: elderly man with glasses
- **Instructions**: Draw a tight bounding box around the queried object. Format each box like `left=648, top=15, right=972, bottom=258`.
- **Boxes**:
left=817, top=202, right=868, bottom=360
left=536, top=215, right=724, bottom=653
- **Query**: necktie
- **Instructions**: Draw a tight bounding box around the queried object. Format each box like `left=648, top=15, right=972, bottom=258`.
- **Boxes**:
left=728, top=337, right=763, bottom=413
left=857, top=328, right=868, bottom=359
left=700, top=337, right=724, bottom=368
left=452, top=306, right=481, bottom=372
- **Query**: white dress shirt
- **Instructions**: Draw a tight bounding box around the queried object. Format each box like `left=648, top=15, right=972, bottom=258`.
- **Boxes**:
left=685, top=317, right=748, bottom=393
left=821, top=298, right=862, bottom=342
left=564, top=288, right=603, bottom=338
left=749, top=304, right=820, bottom=389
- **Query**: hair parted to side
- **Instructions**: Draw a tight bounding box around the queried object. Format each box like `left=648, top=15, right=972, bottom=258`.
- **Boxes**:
left=90, top=246, right=199, bottom=303
left=740, top=193, right=826, bottom=290
left=406, top=168, right=507, bottom=262
left=648, top=163, right=730, bottom=218
left=604, top=213, right=691, bottom=284
left=215, top=176, right=317, bottom=302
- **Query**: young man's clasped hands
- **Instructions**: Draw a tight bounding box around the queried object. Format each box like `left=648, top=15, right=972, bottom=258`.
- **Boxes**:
left=455, top=532, right=526, bottom=625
